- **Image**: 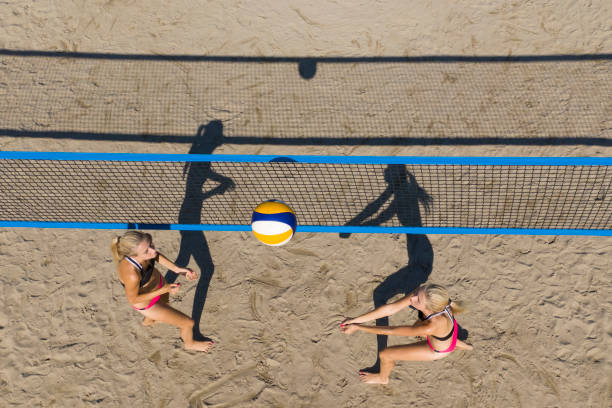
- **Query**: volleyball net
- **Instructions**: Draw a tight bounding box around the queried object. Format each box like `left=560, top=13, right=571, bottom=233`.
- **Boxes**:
left=1, top=152, right=610, bottom=235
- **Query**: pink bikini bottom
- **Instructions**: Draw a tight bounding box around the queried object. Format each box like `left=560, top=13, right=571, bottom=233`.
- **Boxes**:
left=133, top=276, right=163, bottom=311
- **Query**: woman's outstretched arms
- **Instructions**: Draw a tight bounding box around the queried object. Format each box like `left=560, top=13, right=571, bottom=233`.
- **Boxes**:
left=342, top=321, right=434, bottom=337
left=342, top=292, right=414, bottom=325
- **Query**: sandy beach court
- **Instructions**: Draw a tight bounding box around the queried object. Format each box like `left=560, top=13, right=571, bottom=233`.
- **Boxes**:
left=1, top=1, right=610, bottom=407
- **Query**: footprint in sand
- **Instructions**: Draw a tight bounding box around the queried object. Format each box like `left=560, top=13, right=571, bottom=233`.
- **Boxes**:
left=188, top=363, right=267, bottom=408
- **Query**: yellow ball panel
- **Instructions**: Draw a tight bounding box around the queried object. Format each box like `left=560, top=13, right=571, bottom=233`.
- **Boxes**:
left=254, top=201, right=295, bottom=215
left=253, top=229, right=294, bottom=246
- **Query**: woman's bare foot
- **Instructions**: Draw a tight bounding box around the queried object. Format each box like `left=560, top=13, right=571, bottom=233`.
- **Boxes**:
left=142, top=317, right=157, bottom=327
left=185, top=340, right=214, bottom=352
left=359, top=371, right=389, bottom=384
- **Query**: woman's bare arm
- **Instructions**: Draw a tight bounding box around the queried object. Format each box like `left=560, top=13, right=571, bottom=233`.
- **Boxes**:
left=157, top=253, right=197, bottom=280
left=345, top=320, right=435, bottom=337
left=344, top=293, right=415, bottom=324
left=119, top=263, right=173, bottom=305
left=157, top=253, right=181, bottom=272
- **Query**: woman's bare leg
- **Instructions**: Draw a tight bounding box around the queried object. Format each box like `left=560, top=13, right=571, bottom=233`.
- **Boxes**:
left=360, top=341, right=446, bottom=384
left=139, top=302, right=213, bottom=352
left=141, top=278, right=170, bottom=327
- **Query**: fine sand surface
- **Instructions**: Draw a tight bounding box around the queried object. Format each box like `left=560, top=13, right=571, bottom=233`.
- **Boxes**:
left=1, top=1, right=611, bottom=407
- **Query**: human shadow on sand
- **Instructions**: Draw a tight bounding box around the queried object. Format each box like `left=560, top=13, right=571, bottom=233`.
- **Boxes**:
left=164, top=120, right=235, bottom=342
left=340, top=164, right=467, bottom=372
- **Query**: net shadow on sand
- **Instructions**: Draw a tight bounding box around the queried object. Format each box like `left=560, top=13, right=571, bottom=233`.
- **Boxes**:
left=1, top=50, right=610, bottom=147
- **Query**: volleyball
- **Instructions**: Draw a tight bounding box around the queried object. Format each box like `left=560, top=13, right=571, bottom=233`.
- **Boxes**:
left=251, top=200, right=297, bottom=246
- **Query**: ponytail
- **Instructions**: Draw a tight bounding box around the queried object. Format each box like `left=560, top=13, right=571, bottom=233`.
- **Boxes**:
left=449, top=299, right=467, bottom=315
left=110, top=236, right=122, bottom=264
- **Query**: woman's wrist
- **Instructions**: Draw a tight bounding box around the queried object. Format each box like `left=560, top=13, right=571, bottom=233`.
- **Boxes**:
left=353, top=314, right=374, bottom=324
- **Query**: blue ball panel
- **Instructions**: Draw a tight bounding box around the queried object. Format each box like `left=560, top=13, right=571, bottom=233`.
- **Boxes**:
left=251, top=211, right=297, bottom=231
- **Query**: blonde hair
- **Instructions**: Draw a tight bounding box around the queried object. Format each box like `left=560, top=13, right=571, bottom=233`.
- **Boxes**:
left=421, top=283, right=466, bottom=314
left=110, top=231, right=152, bottom=264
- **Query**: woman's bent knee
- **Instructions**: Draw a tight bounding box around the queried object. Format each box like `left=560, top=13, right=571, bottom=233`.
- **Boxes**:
left=379, top=348, right=393, bottom=361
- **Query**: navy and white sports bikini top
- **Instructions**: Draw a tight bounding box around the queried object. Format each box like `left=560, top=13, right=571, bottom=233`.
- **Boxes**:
left=418, top=304, right=455, bottom=341
left=123, top=256, right=155, bottom=287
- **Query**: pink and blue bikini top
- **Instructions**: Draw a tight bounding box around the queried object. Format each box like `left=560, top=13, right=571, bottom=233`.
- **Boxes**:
left=123, top=256, right=155, bottom=287
left=418, top=304, right=455, bottom=341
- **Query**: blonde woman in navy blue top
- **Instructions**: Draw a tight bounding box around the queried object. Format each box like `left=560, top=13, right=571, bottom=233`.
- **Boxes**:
left=111, top=231, right=214, bottom=352
left=341, top=284, right=472, bottom=384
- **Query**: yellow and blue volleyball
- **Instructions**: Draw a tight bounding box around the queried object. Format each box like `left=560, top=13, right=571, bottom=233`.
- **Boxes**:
left=251, top=200, right=297, bottom=246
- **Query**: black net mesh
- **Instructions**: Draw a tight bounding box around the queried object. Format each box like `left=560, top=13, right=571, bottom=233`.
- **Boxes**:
left=0, top=158, right=609, bottom=230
